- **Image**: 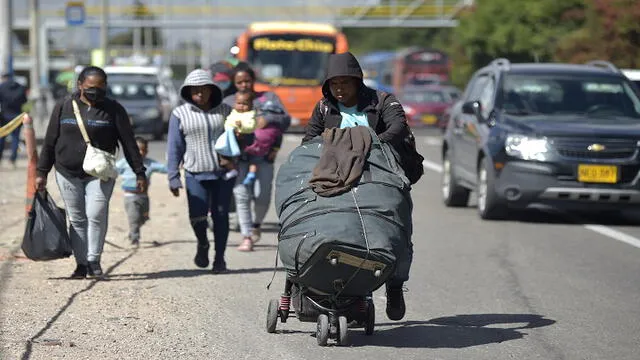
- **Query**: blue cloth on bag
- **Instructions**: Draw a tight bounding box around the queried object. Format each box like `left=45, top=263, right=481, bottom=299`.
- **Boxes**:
left=215, top=127, right=241, bottom=157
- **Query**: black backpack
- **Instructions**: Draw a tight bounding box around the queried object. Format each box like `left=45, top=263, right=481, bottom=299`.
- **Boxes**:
left=319, top=91, right=424, bottom=185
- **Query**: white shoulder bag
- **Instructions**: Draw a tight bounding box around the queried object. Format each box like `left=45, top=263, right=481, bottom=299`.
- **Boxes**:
left=72, top=100, right=117, bottom=181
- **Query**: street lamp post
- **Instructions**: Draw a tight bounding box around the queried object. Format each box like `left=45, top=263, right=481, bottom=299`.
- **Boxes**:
left=100, top=0, right=109, bottom=66
left=29, top=0, right=44, bottom=125
left=0, top=0, right=13, bottom=75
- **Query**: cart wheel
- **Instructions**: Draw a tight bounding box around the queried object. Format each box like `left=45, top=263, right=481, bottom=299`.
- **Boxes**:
left=316, top=314, right=330, bottom=346
left=338, top=315, right=349, bottom=346
left=365, top=301, right=375, bottom=336
left=266, top=299, right=279, bottom=333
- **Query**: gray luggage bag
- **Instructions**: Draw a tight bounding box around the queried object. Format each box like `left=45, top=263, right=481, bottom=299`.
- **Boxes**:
left=275, top=129, right=413, bottom=297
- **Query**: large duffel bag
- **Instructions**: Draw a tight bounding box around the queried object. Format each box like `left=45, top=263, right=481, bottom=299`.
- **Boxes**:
left=275, top=129, right=413, bottom=296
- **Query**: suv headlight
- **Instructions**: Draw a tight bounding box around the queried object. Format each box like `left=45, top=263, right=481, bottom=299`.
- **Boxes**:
left=141, top=108, right=160, bottom=119
left=505, top=134, right=551, bottom=161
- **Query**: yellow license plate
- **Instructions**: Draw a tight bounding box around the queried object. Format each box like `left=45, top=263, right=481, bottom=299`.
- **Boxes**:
left=421, top=115, right=437, bottom=125
left=577, top=164, right=618, bottom=183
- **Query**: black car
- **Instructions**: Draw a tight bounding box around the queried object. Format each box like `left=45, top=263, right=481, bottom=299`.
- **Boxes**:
left=442, top=59, right=640, bottom=219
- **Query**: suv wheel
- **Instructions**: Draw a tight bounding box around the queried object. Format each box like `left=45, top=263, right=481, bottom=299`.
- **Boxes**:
left=442, top=151, right=470, bottom=207
left=477, top=157, right=507, bottom=220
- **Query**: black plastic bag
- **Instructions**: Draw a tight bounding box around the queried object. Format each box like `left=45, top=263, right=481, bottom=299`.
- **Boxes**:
left=22, top=191, right=72, bottom=261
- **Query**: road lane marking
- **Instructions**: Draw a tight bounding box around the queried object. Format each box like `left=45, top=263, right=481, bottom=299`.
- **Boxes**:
left=421, top=158, right=640, bottom=250
left=423, top=136, right=442, bottom=146
left=422, top=159, right=443, bottom=173
left=582, top=225, right=640, bottom=249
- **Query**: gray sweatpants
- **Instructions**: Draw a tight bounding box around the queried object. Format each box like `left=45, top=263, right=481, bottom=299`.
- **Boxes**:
left=55, top=172, right=115, bottom=264
left=124, top=194, right=150, bottom=242
left=233, top=159, right=274, bottom=237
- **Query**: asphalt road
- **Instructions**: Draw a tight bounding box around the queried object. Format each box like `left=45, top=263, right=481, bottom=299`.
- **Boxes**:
left=147, top=129, right=640, bottom=359
left=2, top=128, right=639, bottom=359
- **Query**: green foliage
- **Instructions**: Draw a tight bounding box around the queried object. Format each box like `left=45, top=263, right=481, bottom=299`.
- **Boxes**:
left=345, top=0, right=640, bottom=88
left=343, top=0, right=586, bottom=87
left=556, top=0, right=640, bottom=68
left=448, top=0, right=587, bottom=85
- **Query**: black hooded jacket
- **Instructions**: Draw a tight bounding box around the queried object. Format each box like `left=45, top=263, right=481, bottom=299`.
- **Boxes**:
left=302, top=52, right=408, bottom=147
left=0, top=79, right=27, bottom=119
left=37, top=92, right=146, bottom=180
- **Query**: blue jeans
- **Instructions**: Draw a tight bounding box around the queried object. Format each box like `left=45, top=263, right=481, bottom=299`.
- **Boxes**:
left=233, top=159, right=274, bottom=237
left=0, top=120, right=21, bottom=163
left=55, top=172, right=116, bottom=264
left=185, top=176, right=235, bottom=261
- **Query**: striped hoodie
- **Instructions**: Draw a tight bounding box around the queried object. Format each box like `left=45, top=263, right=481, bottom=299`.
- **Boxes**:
left=167, top=69, right=232, bottom=189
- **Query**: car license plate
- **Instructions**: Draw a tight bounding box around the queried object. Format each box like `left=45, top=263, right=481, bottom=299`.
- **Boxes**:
left=421, top=114, right=437, bottom=125
left=577, top=164, right=618, bottom=183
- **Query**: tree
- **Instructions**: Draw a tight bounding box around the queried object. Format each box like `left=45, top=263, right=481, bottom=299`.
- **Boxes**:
left=447, top=0, right=586, bottom=85
left=555, top=0, right=640, bottom=68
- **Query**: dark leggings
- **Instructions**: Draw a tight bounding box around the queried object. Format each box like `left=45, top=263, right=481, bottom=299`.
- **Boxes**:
left=185, top=176, right=235, bottom=260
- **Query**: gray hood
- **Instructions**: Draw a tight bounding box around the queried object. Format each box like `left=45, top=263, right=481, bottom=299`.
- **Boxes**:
left=179, top=69, right=223, bottom=108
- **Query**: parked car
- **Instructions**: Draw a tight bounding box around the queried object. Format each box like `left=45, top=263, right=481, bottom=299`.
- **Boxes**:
left=107, top=75, right=165, bottom=140
left=442, top=59, right=640, bottom=219
left=399, top=85, right=461, bottom=128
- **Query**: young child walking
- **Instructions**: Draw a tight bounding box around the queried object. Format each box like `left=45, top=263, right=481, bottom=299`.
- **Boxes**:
left=115, top=137, right=167, bottom=246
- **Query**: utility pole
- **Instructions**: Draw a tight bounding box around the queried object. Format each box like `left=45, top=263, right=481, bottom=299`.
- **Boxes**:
left=100, top=0, right=109, bottom=66
left=29, top=0, right=42, bottom=122
left=0, top=0, right=13, bottom=75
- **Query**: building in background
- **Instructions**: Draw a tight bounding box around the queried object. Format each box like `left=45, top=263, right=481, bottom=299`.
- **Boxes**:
left=3, top=0, right=466, bottom=89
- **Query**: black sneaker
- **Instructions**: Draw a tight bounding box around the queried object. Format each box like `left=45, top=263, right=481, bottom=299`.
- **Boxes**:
left=70, top=264, right=87, bottom=279
left=194, top=245, right=210, bottom=268
left=212, top=259, right=227, bottom=274
left=87, top=261, right=104, bottom=279
left=385, top=284, right=406, bottom=321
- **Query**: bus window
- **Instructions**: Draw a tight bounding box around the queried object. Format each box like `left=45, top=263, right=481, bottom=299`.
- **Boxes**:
left=248, top=34, right=336, bottom=87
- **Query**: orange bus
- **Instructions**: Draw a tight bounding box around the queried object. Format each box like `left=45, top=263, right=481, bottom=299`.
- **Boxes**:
left=234, top=22, right=349, bottom=130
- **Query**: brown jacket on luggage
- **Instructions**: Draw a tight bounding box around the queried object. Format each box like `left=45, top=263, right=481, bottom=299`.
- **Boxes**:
left=309, top=126, right=372, bottom=197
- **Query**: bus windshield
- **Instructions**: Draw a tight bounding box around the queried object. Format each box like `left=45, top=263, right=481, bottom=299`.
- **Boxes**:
left=248, top=34, right=336, bottom=87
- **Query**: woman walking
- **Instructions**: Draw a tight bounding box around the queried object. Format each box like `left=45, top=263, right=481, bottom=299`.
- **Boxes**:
left=36, top=66, right=147, bottom=279
left=167, top=69, right=235, bottom=273
left=223, top=63, right=290, bottom=252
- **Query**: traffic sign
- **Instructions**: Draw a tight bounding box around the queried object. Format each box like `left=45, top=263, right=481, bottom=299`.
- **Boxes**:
left=65, top=2, right=86, bottom=27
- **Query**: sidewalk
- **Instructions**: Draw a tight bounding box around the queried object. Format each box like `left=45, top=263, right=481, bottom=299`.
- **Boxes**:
left=0, top=156, right=284, bottom=360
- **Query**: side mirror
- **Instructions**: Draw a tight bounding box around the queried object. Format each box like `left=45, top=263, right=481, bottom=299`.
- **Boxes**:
left=462, top=101, right=485, bottom=122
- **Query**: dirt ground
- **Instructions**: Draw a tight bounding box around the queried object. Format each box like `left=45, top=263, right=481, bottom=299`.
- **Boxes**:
left=0, top=157, right=278, bottom=360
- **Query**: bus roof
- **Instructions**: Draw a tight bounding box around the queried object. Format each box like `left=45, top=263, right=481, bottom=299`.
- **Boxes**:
left=359, top=51, right=397, bottom=64
left=247, top=22, right=338, bottom=35
left=396, top=47, right=448, bottom=59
